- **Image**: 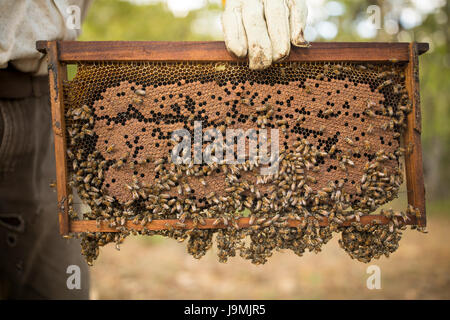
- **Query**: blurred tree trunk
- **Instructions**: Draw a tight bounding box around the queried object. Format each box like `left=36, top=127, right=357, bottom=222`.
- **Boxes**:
left=425, top=140, right=443, bottom=199
left=423, top=0, right=450, bottom=200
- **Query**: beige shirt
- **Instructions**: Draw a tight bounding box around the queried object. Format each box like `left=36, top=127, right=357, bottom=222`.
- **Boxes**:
left=0, top=0, right=92, bottom=75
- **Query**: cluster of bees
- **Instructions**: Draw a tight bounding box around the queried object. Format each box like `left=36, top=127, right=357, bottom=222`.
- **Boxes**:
left=62, top=61, right=426, bottom=266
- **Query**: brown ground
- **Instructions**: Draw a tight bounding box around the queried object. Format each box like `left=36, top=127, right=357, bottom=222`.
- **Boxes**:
left=89, top=212, right=450, bottom=300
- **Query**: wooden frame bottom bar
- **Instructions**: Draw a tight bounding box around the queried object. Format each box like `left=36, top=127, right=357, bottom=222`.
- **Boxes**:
left=70, top=215, right=418, bottom=233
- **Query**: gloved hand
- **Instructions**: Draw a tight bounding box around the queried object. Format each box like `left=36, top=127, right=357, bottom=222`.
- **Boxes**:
left=222, top=0, right=308, bottom=70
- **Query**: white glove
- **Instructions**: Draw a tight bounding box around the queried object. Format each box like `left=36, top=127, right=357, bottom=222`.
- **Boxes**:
left=222, top=0, right=308, bottom=70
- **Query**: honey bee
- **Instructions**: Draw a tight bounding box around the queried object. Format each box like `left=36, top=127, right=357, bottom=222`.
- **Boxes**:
left=212, top=217, right=222, bottom=226
left=399, top=105, right=411, bottom=113
left=406, top=142, right=414, bottom=155
left=178, top=212, right=187, bottom=223
left=197, top=216, right=206, bottom=226
left=376, top=71, right=393, bottom=79
left=378, top=80, right=393, bottom=90
left=132, top=97, right=143, bottom=105
left=339, top=162, right=347, bottom=172
left=366, top=100, right=377, bottom=109
left=183, top=182, right=191, bottom=193
left=365, top=110, right=376, bottom=118
left=364, top=140, right=371, bottom=151
left=238, top=98, right=251, bottom=106
left=66, top=149, right=74, bottom=159
left=105, top=144, right=115, bottom=153
left=114, top=159, right=124, bottom=169
left=332, top=64, right=342, bottom=75
left=135, top=89, right=146, bottom=96
left=222, top=216, right=228, bottom=226
left=345, top=158, right=355, bottom=166
left=81, top=105, right=91, bottom=113
left=344, top=138, right=354, bottom=146
left=214, top=63, right=226, bottom=71
left=83, top=174, right=92, bottom=184
left=256, top=105, right=268, bottom=112
left=305, top=85, right=312, bottom=94
left=357, top=64, right=367, bottom=71
left=393, top=84, right=402, bottom=94
left=175, top=221, right=186, bottom=228
left=329, top=144, right=336, bottom=155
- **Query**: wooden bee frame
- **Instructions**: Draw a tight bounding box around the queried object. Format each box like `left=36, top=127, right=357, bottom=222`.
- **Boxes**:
left=36, top=41, right=428, bottom=235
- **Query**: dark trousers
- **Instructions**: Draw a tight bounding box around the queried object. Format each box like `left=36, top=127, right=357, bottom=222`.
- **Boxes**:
left=0, top=69, right=89, bottom=299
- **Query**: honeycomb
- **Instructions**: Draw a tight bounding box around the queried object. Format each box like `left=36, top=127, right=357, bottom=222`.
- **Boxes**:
left=62, top=61, right=421, bottom=265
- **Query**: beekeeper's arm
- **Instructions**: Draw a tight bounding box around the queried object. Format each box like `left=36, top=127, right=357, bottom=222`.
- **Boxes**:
left=222, top=0, right=308, bottom=70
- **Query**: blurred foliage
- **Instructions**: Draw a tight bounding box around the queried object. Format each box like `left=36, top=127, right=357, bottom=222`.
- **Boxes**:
left=79, top=0, right=221, bottom=41
left=79, top=0, right=450, bottom=200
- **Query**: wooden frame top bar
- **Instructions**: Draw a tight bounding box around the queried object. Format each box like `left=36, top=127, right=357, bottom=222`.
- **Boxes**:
left=36, top=41, right=429, bottom=63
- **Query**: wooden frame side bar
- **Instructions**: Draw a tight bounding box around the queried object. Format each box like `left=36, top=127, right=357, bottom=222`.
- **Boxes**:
left=46, top=42, right=70, bottom=235
left=36, top=41, right=429, bottom=63
left=403, top=42, right=427, bottom=227
left=70, top=215, right=418, bottom=233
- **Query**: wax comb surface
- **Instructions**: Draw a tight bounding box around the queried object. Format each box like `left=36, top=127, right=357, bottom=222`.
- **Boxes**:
left=66, top=62, right=405, bottom=214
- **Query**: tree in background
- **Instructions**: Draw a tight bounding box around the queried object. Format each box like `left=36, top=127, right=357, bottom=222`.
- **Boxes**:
left=79, top=0, right=222, bottom=41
